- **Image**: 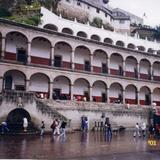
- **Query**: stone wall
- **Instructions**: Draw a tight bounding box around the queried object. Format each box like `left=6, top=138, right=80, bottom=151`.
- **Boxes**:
left=43, top=100, right=150, bottom=130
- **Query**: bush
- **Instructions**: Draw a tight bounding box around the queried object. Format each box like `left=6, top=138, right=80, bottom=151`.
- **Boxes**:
left=90, top=17, right=103, bottom=28
left=0, top=8, right=11, bottom=17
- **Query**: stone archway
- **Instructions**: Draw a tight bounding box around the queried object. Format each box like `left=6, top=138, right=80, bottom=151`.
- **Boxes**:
left=5, top=31, right=28, bottom=63
left=109, top=83, right=123, bottom=103
left=73, top=78, right=90, bottom=101
left=6, top=108, right=35, bottom=133
left=30, top=73, right=50, bottom=99
left=3, top=70, right=26, bottom=91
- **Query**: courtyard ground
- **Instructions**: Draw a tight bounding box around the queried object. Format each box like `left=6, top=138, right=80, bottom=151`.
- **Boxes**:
left=0, top=131, right=159, bottom=160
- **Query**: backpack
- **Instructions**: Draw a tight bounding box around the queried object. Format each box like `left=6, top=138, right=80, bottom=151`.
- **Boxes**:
left=50, top=122, right=56, bottom=129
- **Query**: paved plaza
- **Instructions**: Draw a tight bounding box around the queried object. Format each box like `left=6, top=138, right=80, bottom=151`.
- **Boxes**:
left=0, top=131, right=160, bottom=159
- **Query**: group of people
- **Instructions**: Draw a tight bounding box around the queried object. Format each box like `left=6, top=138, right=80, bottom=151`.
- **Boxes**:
left=40, top=119, right=67, bottom=137
left=133, top=122, right=148, bottom=138
left=0, top=117, right=28, bottom=134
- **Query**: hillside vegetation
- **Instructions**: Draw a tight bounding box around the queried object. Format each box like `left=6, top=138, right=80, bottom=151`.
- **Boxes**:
left=0, top=0, right=60, bottom=26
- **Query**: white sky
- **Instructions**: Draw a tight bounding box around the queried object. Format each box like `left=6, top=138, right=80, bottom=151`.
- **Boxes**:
left=109, top=0, right=160, bottom=27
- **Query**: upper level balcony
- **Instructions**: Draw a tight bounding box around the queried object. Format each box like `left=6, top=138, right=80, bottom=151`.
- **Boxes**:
left=40, top=7, right=160, bottom=55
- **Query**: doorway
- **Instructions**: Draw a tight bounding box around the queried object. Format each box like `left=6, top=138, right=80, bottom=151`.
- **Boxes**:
left=17, top=48, right=27, bottom=63
left=54, top=56, right=62, bottom=67
left=4, top=75, right=12, bottom=90
left=84, top=61, right=90, bottom=71
left=119, top=65, right=123, bottom=76
left=84, top=91, right=89, bottom=101
left=102, top=63, right=107, bottom=74
left=6, top=108, right=32, bottom=133
left=145, top=94, right=150, bottom=105
left=102, top=93, right=106, bottom=102
left=53, top=88, right=61, bottom=99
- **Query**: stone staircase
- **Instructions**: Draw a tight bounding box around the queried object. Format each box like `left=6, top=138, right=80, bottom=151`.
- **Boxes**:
left=0, top=91, right=71, bottom=131
left=35, top=98, right=69, bottom=123
left=41, top=98, right=151, bottom=115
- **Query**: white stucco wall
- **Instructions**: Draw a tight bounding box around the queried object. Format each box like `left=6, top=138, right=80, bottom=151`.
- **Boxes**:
left=73, top=79, right=89, bottom=95
left=31, top=39, right=51, bottom=58
left=93, top=51, right=107, bottom=67
left=92, top=82, right=106, bottom=96
left=55, top=44, right=71, bottom=62
left=29, top=74, right=49, bottom=92
left=75, top=47, right=90, bottom=64
left=140, top=87, right=150, bottom=100
left=40, top=7, right=160, bottom=53
left=53, top=77, right=70, bottom=94
left=6, top=34, right=27, bottom=53
left=125, top=86, right=136, bottom=99
left=153, top=63, right=160, bottom=76
left=140, top=62, right=150, bottom=74
left=110, top=55, right=122, bottom=69
left=110, top=84, right=122, bottom=97
left=125, top=58, right=137, bottom=72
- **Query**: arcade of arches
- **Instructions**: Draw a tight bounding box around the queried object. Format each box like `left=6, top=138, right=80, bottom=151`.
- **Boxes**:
left=1, top=31, right=160, bottom=81
left=1, top=31, right=160, bottom=106
left=2, top=70, right=160, bottom=106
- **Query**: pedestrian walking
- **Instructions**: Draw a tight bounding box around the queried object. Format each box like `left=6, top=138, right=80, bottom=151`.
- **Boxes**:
left=53, top=119, right=60, bottom=135
left=84, top=117, right=88, bottom=132
left=133, top=123, right=141, bottom=137
left=141, top=122, right=146, bottom=138
left=149, top=124, right=155, bottom=138
left=104, top=122, right=112, bottom=141
left=40, top=121, right=45, bottom=136
left=0, top=121, right=9, bottom=134
left=23, top=117, right=28, bottom=132
left=60, top=121, right=67, bottom=137
left=51, top=120, right=56, bottom=134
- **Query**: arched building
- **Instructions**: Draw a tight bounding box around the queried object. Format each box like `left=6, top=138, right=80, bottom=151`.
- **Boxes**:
left=0, top=17, right=160, bottom=108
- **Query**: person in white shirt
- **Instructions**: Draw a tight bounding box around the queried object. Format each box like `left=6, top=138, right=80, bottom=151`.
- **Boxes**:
left=141, top=122, right=146, bottom=138
left=23, top=117, right=28, bottom=132
left=133, top=123, right=141, bottom=137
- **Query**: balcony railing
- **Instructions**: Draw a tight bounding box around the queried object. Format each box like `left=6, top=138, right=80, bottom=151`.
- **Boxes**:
left=2, top=58, right=160, bottom=83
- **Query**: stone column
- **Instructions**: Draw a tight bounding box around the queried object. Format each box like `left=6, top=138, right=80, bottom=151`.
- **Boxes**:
left=150, top=65, right=153, bottom=80
left=1, top=37, right=6, bottom=59
left=70, top=84, right=74, bottom=100
left=89, top=86, right=92, bottom=101
left=50, top=46, right=54, bottom=66
left=150, top=92, right=153, bottom=105
left=107, top=58, right=110, bottom=74
left=90, top=54, right=93, bottom=72
left=71, top=50, right=75, bottom=70
left=137, top=63, right=140, bottom=79
left=25, top=79, right=30, bottom=92
left=137, top=91, right=140, bottom=105
left=27, top=41, right=31, bottom=64
left=122, top=90, right=125, bottom=104
left=0, top=77, right=3, bottom=93
left=107, top=88, right=109, bottom=103
left=122, top=60, right=125, bottom=76
left=49, top=82, right=53, bottom=99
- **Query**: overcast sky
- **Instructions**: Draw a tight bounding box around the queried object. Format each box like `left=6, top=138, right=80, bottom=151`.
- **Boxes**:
left=109, top=0, right=160, bottom=27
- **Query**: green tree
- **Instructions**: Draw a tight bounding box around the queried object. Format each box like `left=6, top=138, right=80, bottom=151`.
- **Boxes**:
left=90, top=17, right=103, bottom=28
left=154, top=26, right=160, bottom=40
left=0, top=0, right=14, bottom=10
left=40, top=0, right=60, bottom=13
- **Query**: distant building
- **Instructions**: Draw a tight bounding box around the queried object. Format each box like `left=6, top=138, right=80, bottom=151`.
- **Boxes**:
left=57, top=0, right=143, bottom=34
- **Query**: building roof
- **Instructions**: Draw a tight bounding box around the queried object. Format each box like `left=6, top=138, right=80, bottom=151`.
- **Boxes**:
left=79, top=0, right=130, bottom=20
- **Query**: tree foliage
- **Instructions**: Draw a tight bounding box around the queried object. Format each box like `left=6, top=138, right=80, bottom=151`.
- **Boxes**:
left=90, top=17, right=103, bottom=28
left=153, top=26, right=160, bottom=40
left=40, top=0, right=61, bottom=13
